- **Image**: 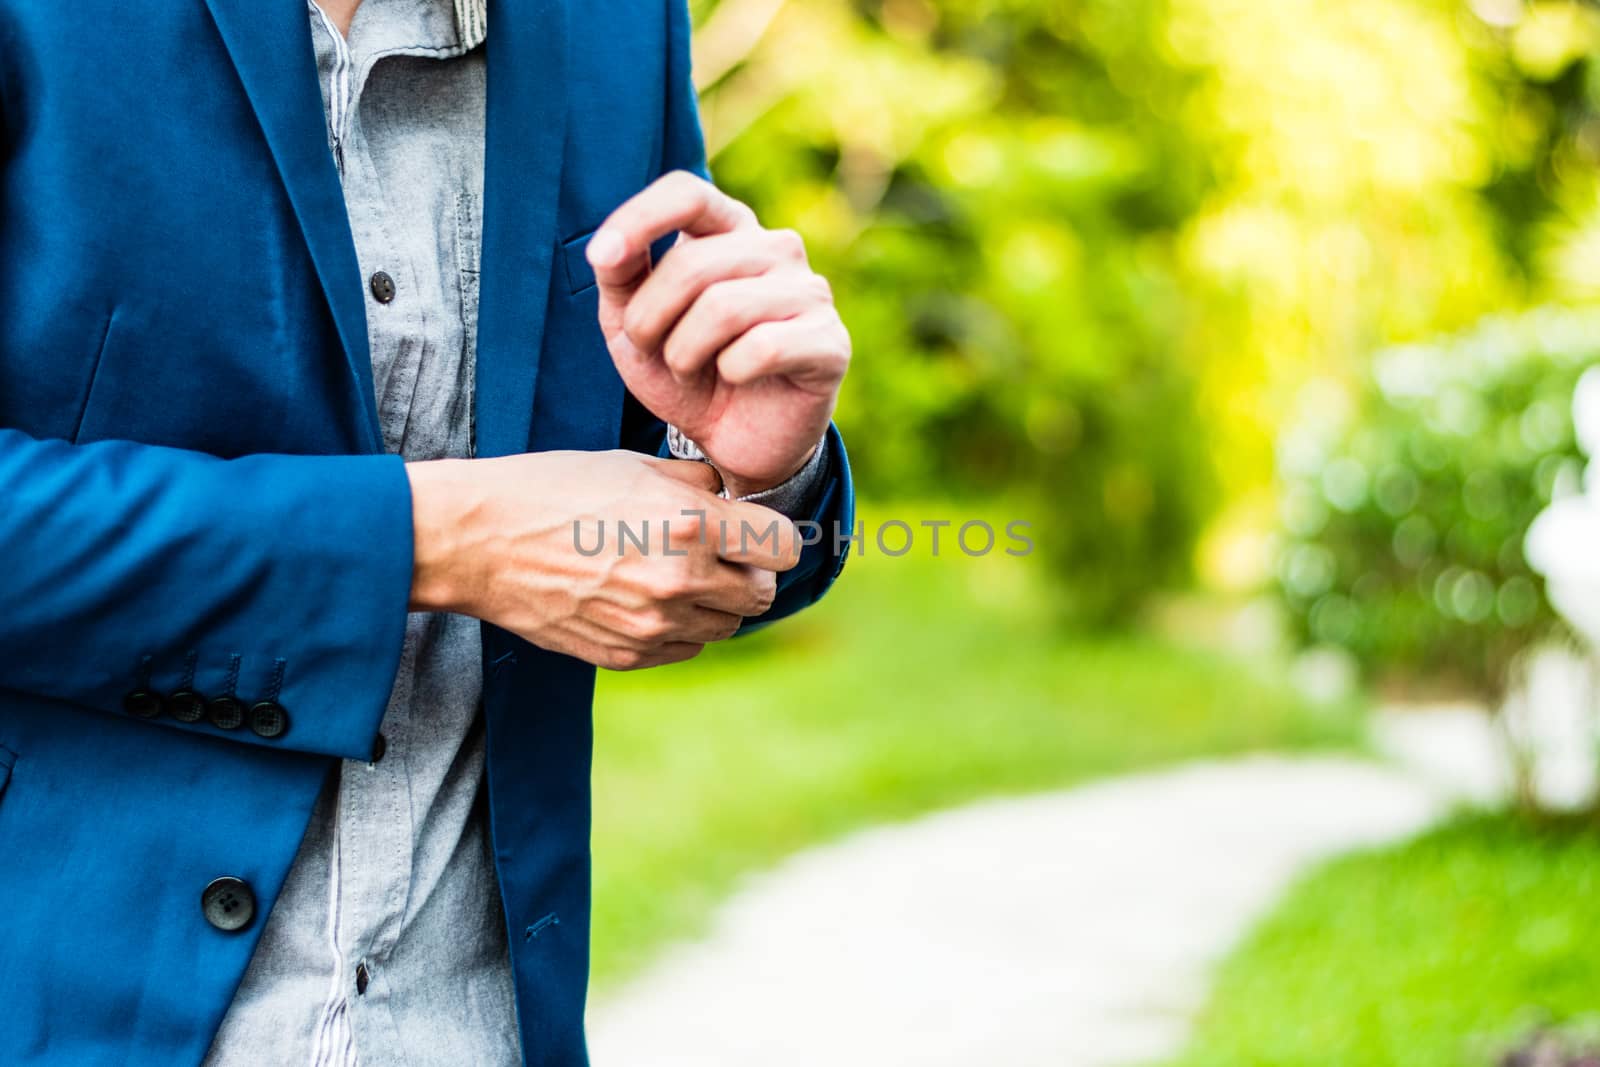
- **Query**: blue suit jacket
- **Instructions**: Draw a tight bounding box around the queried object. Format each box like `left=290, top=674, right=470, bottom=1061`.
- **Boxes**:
left=0, top=1, right=852, bottom=1063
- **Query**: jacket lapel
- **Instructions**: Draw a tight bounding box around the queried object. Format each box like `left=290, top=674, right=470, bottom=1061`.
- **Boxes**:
left=475, top=0, right=570, bottom=458
left=201, top=0, right=383, bottom=453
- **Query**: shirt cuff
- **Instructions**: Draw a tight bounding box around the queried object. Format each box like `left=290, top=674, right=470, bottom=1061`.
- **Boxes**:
left=665, top=425, right=832, bottom=519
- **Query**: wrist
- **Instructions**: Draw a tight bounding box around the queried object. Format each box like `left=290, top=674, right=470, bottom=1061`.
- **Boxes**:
left=718, top=442, right=819, bottom=500
left=406, top=459, right=481, bottom=614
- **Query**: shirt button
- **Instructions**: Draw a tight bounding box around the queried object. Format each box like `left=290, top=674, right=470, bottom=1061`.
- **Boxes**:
left=355, top=962, right=370, bottom=995
left=369, top=270, right=396, bottom=304
left=201, top=876, right=256, bottom=933
left=370, top=733, right=387, bottom=764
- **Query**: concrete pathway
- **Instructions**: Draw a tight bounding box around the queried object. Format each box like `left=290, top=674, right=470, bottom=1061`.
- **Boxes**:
left=587, top=713, right=1504, bottom=1067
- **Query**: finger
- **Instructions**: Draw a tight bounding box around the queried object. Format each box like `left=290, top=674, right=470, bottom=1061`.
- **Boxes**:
left=622, top=229, right=808, bottom=355
left=716, top=309, right=853, bottom=386
left=646, top=456, right=723, bottom=495
left=707, top=501, right=802, bottom=571
left=586, top=172, right=757, bottom=303
left=683, top=606, right=744, bottom=643
left=586, top=599, right=740, bottom=648
left=694, top=562, right=779, bottom=617
left=540, top=627, right=643, bottom=671
left=629, top=642, right=706, bottom=670
left=662, top=271, right=826, bottom=379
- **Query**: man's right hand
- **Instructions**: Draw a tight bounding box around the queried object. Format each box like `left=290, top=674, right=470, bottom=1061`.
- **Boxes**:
left=403, top=450, right=800, bottom=670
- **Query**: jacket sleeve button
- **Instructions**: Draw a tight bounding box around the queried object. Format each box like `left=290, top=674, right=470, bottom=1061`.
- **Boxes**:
left=201, top=876, right=256, bottom=932
left=206, top=695, right=245, bottom=731
left=123, top=690, right=163, bottom=719
left=248, top=701, right=289, bottom=739
left=166, top=689, right=206, bottom=723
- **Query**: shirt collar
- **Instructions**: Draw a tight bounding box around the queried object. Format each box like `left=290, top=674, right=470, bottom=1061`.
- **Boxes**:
left=309, top=0, right=486, bottom=53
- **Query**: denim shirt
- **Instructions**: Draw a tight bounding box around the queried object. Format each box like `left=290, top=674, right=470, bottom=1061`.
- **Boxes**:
left=200, top=3, right=826, bottom=1065
left=204, top=4, right=515, bottom=1064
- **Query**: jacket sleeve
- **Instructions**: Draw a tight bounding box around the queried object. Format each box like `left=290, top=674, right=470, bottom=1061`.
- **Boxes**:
left=0, top=429, right=412, bottom=761
left=645, top=0, right=855, bottom=628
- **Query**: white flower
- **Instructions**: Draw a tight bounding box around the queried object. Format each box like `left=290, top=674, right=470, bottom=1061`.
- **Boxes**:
left=1526, top=496, right=1600, bottom=644
left=1574, top=366, right=1600, bottom=459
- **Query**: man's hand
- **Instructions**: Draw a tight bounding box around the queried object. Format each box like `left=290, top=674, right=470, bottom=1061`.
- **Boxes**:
left=586, top=171, right=851, bottom=499
left=406, top=451, right=800, bottom=670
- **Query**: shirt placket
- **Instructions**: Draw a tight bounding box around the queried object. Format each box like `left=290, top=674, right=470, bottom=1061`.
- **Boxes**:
left=308, top=3, right=354, bottom=175
left=208, top=8, right=510, bottom=1067
left=307, top=10, right=428, bottom=1057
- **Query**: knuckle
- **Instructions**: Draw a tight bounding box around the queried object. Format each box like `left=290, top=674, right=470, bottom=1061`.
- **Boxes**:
left=604, top=647, right=645, bottom=671
left=677, top=254, right=713, bottom=295
left=662, top=334, right=696, bottom=375
left=634, top=609, right=674, bottom=643
left=824, top=320, right=853, bottom=368
left=621, top=303, right=653, bottom=344
left=738, top=323, right=780, bottom=367
left=834, top=318, right=853, bottom=349
left=639, top=567, right=677, bottom=601
left=702, top=283, right=741, bottom=330
left=667, top=514, right=704, bottom=546
left=809, top=271, right=833, bottom=301
left=770, top=227, right=807, bottom=260
left=653, top=559, right=698, bottom=599
left=663, top=169, right=700, bottom=195
left=758, top=328, right=788, bottom=366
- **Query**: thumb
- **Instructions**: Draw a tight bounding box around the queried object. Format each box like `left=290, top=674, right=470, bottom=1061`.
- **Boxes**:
left=649, top=456, right=723, bottom=496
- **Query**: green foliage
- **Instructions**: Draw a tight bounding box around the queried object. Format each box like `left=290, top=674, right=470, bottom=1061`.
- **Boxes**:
left=590, top=532, right=1360, bottom=985
left=1163, top=815, right=1600, bottom=1067
left=1275, top=309, right=1600, bottom=699
left=696, top=0, right=1219, bottom=623
left=687, top=0, right=1600, bottom=623
left=1462, top=1, right=1600, bottom=290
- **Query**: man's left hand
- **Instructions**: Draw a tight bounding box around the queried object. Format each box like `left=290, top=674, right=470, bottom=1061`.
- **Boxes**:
left=586, top=171, right=850, bottom=499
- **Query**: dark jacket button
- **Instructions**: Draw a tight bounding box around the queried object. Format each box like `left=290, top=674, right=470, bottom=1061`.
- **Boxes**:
left=124, top=690, right=163, bottom=719
left=201, top=876, right=256, bottom=932
left=369, top=270, right=396, bottom=303
left=166, top=689, right=206, bottom=723
left=355, top=962, right=370, bottom=995
left=207, top=695, right=245, bottom=730
left=248, top=701, right=289, bottom=739
left=370, top=733, right=386, bottom=764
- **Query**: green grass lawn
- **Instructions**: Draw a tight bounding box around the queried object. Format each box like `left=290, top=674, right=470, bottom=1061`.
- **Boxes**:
left=589, top=513, right=1360, bottom=986
left=1163, top=815, right=1600, bottom=1067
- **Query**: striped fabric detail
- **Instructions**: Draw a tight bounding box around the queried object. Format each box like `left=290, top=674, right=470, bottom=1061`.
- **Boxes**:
left=455, top=0, right=488, bottom=50
left=297, top=7, right=488, bottom=1066
left=306, top=1, right=354, bottom=173
left=309, top=791, right=356, bottom=1067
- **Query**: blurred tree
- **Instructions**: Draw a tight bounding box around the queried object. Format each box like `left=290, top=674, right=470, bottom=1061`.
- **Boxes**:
left=686, top=0, right=1600, bottom=625
left=693, top=0, right=1219, bottom=623
left=1275, top=308, right=1598, bottom=702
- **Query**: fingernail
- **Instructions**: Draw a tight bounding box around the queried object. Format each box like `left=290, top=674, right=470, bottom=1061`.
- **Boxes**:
left=587, top=230, right=625, bottom=269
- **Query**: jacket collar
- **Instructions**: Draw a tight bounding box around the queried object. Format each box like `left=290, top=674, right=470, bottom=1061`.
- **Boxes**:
left=202, top=0, right=568, bottom=458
